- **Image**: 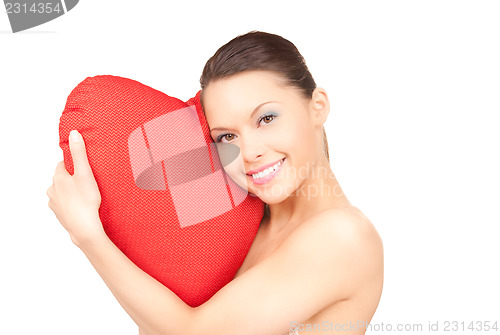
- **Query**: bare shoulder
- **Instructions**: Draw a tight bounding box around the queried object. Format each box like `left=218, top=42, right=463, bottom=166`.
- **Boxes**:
left=290, top=207, right=382, bottom=249
left=280, top=207, right=384, bottom=298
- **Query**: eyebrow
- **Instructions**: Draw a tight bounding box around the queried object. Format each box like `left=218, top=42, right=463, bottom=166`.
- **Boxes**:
left=210, top=101, right=278, bottom=133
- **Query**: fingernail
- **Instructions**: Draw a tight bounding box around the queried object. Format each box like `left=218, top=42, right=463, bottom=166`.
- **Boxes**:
left=70, top=130, right=82, bottom=142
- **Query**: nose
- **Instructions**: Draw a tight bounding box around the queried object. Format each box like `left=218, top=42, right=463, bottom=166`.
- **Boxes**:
left=239, top=131, right=265, bottom=165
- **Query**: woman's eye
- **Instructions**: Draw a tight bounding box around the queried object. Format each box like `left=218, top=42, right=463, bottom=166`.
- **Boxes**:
left=217, top=134, right=234, bottom=142
left=260, top=114, right=276, bottom=125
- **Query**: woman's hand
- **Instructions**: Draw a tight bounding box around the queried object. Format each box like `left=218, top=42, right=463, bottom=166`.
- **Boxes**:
left=47, top=130, right=105, bottom=247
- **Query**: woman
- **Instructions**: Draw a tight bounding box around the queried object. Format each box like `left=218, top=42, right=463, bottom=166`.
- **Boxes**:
left=47, top=31, right=384, bottom=335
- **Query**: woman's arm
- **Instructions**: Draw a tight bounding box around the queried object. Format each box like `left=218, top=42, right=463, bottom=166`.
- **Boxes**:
left=74, top=209, right=382, bottom=335
left=48, top=131, right=383, bottom=335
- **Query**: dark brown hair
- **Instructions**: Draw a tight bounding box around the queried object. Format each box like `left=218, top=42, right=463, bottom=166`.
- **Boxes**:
left=199, top=30, right=329, bottom=161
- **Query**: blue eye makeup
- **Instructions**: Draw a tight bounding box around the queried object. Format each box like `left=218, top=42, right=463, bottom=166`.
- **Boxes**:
left=258, top=112, right=278, bottom=125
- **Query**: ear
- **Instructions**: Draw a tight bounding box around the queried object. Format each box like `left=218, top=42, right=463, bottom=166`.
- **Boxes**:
left=309, top=87, right=330, bottom=128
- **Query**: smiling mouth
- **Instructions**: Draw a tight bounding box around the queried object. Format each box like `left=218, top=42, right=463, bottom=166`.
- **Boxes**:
left=247, top=157, right=285, bottom=179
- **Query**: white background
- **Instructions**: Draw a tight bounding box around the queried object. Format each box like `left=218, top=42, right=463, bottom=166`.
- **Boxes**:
left=1, top=1, right=499, bottom=334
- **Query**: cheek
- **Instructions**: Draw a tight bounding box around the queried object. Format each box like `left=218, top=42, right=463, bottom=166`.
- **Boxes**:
left=261, top=123, right=295, bottom=150
left=259, top=117, right=315, bottom=153
left=284, top=119, right=316, bottom=150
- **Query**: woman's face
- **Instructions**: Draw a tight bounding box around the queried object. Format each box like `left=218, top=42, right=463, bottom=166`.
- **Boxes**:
left=202, top=70, right=325, bottom=204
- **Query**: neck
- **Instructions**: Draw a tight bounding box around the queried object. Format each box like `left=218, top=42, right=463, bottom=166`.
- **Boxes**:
left=262, top=156, right=352, bottom=238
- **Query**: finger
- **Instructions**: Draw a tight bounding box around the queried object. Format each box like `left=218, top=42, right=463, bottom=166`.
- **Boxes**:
left=68, top=130, right=92, bottom=176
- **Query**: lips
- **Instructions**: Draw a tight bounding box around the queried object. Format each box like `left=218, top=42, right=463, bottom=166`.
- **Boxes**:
left=248, top=157, right=286, bottom=185
left=246, top=157, right=285, bottom=175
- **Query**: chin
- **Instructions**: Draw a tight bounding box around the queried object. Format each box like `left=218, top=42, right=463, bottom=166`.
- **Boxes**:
left=251, top=188, right=290, bottom=205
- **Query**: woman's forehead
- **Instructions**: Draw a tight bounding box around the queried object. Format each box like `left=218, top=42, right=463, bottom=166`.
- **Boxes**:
left=202, top=71, right=294, bottom=117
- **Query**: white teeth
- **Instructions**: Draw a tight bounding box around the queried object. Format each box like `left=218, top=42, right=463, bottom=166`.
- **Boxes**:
left=251, top=159, right=284, bottom=179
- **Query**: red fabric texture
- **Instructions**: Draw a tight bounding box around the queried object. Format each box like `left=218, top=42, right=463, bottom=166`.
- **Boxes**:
left=59, top=75, right=264, bottom=307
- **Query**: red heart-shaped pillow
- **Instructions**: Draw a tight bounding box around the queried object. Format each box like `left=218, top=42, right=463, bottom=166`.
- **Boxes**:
left=59, top=75, right=264, bottom=307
